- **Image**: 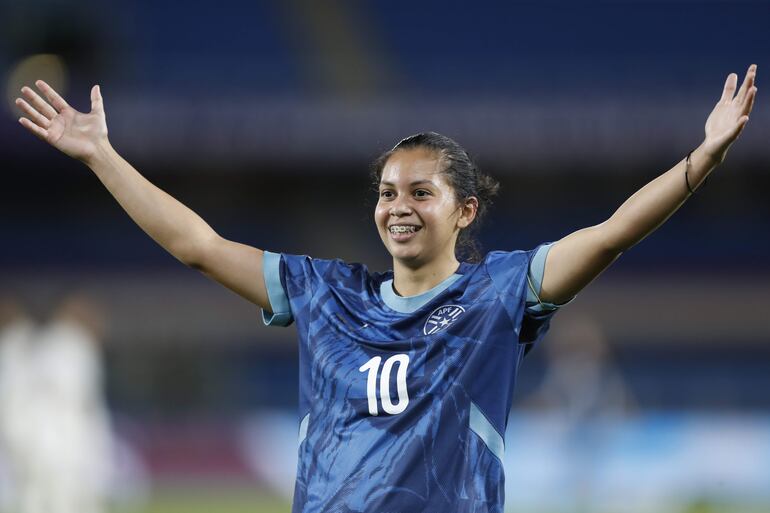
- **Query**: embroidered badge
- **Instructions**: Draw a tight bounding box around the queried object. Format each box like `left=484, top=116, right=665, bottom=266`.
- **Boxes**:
left=424, top=305, right=466, bottom=335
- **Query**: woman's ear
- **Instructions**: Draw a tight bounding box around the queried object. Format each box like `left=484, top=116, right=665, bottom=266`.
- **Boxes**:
left=457, top=197, right=478, bottom=229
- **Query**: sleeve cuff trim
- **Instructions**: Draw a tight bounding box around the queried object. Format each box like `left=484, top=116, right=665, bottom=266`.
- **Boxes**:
left=261, top=250, right=293, bottom=327
left=526, top=242, right=575, bottom=313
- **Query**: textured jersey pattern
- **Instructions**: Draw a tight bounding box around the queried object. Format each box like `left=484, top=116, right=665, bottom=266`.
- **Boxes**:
left=267, top=248, right=557, bottom=513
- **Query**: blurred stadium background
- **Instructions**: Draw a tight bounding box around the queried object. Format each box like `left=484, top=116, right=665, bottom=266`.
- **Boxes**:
left=1, top=1, right=769, bottom=512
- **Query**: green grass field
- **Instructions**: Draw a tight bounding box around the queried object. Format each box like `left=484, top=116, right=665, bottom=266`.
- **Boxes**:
left=114, top=488, right=290, bottom=513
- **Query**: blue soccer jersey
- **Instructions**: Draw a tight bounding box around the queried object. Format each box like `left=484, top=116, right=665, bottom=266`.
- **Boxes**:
left=261, top=244, right=562, bottom=513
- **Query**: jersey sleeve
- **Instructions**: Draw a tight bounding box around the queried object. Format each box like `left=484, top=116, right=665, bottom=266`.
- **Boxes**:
left=525, top=242, right=576, bottom=313
left=260, top=250, right=363, bottom=328
left=486, top=243, right=572, bottom=345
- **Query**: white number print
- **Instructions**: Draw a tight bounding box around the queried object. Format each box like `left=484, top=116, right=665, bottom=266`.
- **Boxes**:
left=358, top=354, right=410, bottom=416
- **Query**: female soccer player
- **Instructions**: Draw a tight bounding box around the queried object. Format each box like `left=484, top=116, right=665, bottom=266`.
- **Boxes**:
left=16, top=65, right=757, bottom=512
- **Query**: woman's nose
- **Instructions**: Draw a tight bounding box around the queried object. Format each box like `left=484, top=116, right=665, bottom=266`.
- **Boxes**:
left=389, top=197, right=413, bottom=216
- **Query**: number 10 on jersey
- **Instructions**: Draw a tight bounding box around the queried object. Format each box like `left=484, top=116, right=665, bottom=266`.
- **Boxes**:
left=358, top=354, right=410, bottom=416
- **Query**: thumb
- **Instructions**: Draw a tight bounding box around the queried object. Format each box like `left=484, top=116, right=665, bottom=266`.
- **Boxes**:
left=90, top=84, right=103, bottom=112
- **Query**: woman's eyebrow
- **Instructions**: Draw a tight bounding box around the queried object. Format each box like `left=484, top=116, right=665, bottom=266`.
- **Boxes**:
left=379, top=179, right=435, bottom=187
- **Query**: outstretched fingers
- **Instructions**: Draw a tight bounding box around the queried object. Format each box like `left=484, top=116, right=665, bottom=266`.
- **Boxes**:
left=35, top=80, right=69, bottom=112
left=18, top=116, right=49, bottom=141
left=21, top=86, right=57, bottom=119
left=720, top=73, right=738, bottom=103
left=736, top=64, right=757, bottom=104
left=15, top=98, right=51, bottom=128
left=742, top=86, right=757, bottom=116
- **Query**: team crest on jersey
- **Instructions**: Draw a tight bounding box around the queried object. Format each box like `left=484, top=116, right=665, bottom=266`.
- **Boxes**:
left=424, top=305, right=466, bottom=335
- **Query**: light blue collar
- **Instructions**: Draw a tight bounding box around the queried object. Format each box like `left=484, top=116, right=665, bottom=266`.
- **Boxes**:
left=380, top=273, right=462, bottom=313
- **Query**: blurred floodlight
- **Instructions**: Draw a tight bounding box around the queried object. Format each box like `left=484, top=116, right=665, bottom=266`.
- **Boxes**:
left=5, top=54, right=68, bottom=118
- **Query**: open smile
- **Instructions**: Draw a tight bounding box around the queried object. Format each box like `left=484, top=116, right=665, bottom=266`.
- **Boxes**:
left=388, top=224, right=422, bottom=242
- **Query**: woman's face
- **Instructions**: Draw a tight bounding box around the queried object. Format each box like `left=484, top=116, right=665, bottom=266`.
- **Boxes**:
left=375, top=147, right=470, bottom=268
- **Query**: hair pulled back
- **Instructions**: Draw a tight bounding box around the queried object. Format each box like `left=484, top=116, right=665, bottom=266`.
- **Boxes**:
left=371, top=132, right=500, bottom=263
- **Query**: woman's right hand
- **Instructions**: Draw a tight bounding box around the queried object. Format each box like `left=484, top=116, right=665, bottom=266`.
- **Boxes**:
left=16, top=80, right=109, bottom=164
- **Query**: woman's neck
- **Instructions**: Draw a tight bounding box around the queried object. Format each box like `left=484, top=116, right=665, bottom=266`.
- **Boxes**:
left=392, top=256, right=460, bottom=297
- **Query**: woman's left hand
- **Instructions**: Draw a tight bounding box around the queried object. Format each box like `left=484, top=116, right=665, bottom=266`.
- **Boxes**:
left=702, top=64, right=758, bottom=164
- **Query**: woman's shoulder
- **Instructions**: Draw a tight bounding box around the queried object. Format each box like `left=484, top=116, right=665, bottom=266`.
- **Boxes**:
left=279, top=253, right=383, bottom=287
left=482, top=244, right=553, bottom=265
left=479, top=248, right=531, bottom=267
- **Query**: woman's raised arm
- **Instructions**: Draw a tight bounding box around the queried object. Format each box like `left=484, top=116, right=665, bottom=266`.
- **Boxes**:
left=16, top=81, right=271, bottom=310
left=538, top=64, right=758, bottom=305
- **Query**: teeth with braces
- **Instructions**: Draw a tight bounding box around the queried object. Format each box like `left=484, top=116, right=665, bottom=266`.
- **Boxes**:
left=390, top=225, right=418, bottom=234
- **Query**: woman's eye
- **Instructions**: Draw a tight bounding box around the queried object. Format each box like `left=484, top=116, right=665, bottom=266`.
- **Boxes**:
left=380, top=190, right=394, bottom=199
left=414, top=189, right=430, bottom=198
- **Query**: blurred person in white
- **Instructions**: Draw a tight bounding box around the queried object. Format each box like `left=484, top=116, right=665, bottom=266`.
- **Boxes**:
left=0, top=295, right=111, bottom=513
left=0, top=299, right=36, bottom=512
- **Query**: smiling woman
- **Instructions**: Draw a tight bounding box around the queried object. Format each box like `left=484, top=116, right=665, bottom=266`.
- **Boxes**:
left=371, top=134, right=499, bottom=296
left=14, top=64, right=759, bottom=513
